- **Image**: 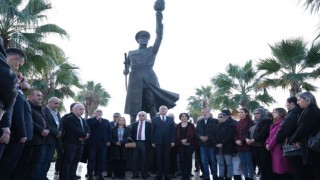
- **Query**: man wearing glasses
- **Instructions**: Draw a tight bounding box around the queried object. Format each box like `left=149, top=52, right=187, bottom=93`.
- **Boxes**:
left=131, top=111, right=152, bottom=179
left=105, top=112, right=121, bottom=178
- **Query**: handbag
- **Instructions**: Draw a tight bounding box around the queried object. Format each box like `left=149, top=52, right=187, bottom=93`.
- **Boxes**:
left=308, top=129, right=320, bottom=153
left=282, top=139, right=301, bottom=157
left=125, top=137, right=136, bottom=148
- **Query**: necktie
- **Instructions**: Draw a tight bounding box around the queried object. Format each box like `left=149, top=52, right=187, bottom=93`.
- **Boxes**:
left=138, top=121, right=143, bottom=140
left=79, top=118, right=84, bottom=131
left=162, top=116, right=165, bottom=123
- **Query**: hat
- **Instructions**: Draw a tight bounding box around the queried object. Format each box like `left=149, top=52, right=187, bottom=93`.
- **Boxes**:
left=221, top=109, right=231, bottom=116
left=135, top=30, right=150, bottom=42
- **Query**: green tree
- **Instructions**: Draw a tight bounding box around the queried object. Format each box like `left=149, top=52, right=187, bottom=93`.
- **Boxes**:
left=0, top=0, right=68, bottom=75
left=76, top=81, right=111, bottom=119
left=211, top=60, right=275, bottom=112
left=187, top=85, right=213, bottom=123
left=257, top=37, right=320, bottom=97
left=31, top=60, right=82, bottom=107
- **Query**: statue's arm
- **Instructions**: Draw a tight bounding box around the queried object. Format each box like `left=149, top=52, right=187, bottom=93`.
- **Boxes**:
left=152, top=12, right=163, bottom=54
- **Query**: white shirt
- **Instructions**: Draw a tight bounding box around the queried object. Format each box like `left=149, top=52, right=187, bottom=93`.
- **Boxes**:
left=136, top=121, right=146, bottom=140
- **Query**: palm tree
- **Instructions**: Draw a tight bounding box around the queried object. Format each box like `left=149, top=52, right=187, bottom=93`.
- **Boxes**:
left=0, top=0, right=68, bottom=75
left=76, top=81, right=111, bottom=118
left=187, top=86, right=213, bottom=123
left=31, top=60, right=82, bottom=107
left=301, top=0, right=320, bottom=15
left=257, top=37, right=320, bottom=97
left=211, top=60, right=275, bottom=112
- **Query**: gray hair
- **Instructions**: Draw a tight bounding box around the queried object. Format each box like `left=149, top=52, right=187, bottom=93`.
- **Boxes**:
left=138, top=111, right=147, bottom=116
left=73, top=103, right=84, bottom=111
left=48, top=97, right=61, bottom=103
left=296, top=91, right=317, bottom=105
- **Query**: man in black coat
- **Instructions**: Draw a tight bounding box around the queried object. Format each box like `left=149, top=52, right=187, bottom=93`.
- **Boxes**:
left=60, top=103, right=90, bottom=180
left=55, top=102, right=78, bottom=175
left=131, top=111, right=152, bottom=179
left=86, top=109, right=111, bottom=180
left=151, top=105, right=176, bottom=180
left=0, top=76, right=33, bottom=180
left=196, top=108, right=219, bottom=180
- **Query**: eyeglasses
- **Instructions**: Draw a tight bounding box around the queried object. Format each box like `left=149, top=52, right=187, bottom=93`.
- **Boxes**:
left=138, top=115, right=145, bottom=116
left=96, top=110, right=102, bottom=112
left=218, top=116, right=224, bottom=118
left=113, top=115, right=119, bottom=117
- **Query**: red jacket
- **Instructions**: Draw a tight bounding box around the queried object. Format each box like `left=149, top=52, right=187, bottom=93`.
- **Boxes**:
left=234, top=117, right=253, bottom=152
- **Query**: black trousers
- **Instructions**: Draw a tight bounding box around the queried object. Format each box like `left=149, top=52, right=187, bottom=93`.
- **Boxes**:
left=11, top=144, right=41, bottom=180
left=60, top=143, right=83, bottom=180
left=155, top=144, right=171, bottom=178
left=178, top=145, right=194, bottom=179
left=55, top=141, right=64, bottom=173
left=0, top=141, right=24, bottom=180
left=252, top=146, right=274, bottom=180
left=113, top=160, right=127, bottom=178
left=132, top=141, right=149, bottom=177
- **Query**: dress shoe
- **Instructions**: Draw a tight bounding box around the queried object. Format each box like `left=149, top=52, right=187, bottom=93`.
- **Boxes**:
left=76, top=175, right=81, bottom=179
left=131, top=175, right=139, bottom=179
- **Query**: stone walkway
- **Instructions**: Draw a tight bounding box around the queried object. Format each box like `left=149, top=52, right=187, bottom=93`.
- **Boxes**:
left=47, top=162, right=202, bottom=180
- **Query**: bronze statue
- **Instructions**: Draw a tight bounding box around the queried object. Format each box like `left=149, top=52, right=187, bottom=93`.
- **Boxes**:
left=124, top=0, right=179, bottom=124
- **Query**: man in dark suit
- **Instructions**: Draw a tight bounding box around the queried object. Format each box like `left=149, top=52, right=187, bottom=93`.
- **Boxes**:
left=36, top=97, right=62, bottom=179
left=86, top=109, right=111, bottom=180
left=151, top=105, right=176, bottom=180
left=0, top=43, right=26, bottom=157
left=55, top=102, right=78, bottom=175
left=105, top=112, right=121, bottom=178
left=0, top=37, right=18, bottom=122
left=60, top=103, right=90, bottom=180
left=0, top=76, right=33, bottom=180
left=196, top=108, right=219, bottom=180
left=131, top=111, right=152, bottom=179
left=12, top=89, right=48, bottom=180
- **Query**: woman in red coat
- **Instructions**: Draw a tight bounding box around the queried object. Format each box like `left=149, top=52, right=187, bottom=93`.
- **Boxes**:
left=175, top=113, right=196, bottom=180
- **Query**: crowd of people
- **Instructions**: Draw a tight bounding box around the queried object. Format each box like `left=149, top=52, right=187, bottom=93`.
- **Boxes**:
left=1, top=36, right=320, bottom=180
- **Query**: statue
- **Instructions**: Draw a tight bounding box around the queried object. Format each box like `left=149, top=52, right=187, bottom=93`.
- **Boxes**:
left=124, top=0, right=179, bottom=124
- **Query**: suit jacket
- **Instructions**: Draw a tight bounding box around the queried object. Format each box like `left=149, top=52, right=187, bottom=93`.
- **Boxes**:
left=86, top=117, right=111, bottom=146
left=131, top=120, right=151, bottom=143
left=110, top=126, right=131, bottom=160
left=151, top=115, right=175, bottom=145
left=62, top=113, right=90, bottom=145
left=196, top=117, right=218, bottom=147
left=9, top=91, right=33, bottom=142
left=0, top=41, right=17, bottom=113
left=42, top=106, right=61, bottom=145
